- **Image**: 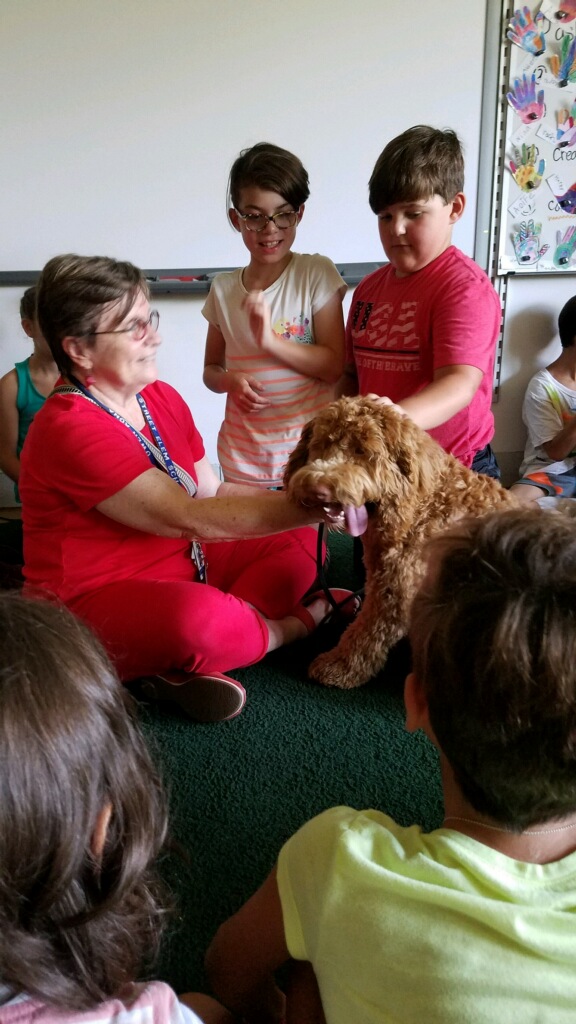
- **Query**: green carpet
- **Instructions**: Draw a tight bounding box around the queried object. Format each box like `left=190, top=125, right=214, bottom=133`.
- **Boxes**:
left=138, top=532, right=443, bottom=994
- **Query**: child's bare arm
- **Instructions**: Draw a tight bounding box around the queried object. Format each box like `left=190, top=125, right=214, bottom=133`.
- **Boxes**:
left=203, top=322, right=270, bottom=412
left=0, top=370, right=21, bottom=482
left=397, top=364, right=483, bottom=429
left=205, top=866, right=289, bottom=1024
left=541, top=413, right=576, bottom=461
left=244, top=290, right=345, bottom=383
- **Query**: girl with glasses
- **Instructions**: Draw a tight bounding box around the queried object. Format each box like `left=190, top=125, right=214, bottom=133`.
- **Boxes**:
left=203, top=142, right=346, bottom=488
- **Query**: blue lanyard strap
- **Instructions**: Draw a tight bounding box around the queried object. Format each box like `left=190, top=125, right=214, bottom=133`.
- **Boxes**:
left=57, top=378, right=198, bottom=496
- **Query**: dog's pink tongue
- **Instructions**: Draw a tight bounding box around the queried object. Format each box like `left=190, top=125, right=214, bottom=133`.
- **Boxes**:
left=344, top=504, right=368, bottom=537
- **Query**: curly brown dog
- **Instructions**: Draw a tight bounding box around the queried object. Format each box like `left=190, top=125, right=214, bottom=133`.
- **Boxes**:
left=284, top=396, right=517, bottom=689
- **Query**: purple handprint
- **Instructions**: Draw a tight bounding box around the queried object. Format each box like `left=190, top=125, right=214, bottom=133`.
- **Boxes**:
left=512, top=221, right=549, bottom=265
left=507, top=72, right=545, bottom=123
left=554, top=181, right=576, bottom=213
left=507, top=7, right=546, bottom=55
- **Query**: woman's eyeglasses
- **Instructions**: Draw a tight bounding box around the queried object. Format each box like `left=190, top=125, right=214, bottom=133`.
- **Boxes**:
left=235, top=210, right=299, bottom=232
left=89, top=309, right=160, bottom=342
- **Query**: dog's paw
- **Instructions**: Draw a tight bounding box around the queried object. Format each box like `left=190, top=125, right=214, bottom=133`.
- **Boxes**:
left=309, top=651, right=369, bottom=689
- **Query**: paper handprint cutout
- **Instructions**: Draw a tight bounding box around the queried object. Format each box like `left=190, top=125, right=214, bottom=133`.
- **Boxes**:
left=512, top=221, right=550, bottom=264
left=550, top=33, right=576, bottom=86
left=509, top=144, right=546, bottom=190
left=557, top=103, right=576, bottom=146
left=507, top=72, right=545, bottom=123
left=507, top=7, right=546, bottom=55
left=553, top=226, right=576, bottom=266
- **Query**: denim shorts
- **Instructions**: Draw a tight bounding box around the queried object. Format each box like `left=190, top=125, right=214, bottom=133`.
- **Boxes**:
left=514, top=468, right=576, bottom=498
left=471, top=443, right=500, bottom=480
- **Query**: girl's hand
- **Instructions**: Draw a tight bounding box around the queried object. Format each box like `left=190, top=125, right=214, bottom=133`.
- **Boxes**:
left=227, top=371, right=271, bottom=412
left=243, top=290, right=276, bottom=353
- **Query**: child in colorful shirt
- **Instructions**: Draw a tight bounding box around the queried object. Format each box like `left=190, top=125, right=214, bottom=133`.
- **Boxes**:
left=510, top=294, right=576, bottom=502
left=203, top=142, right=346, bottom=486
left=204, top=510, right=576, bottom=1023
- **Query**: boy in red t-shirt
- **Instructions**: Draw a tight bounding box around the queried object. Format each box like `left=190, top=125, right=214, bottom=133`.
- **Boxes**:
left=341, top=125, right=501, bottom=477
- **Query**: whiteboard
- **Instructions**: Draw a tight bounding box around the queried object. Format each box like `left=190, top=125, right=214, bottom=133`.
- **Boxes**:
left=1, top=0, right=490, bottom=272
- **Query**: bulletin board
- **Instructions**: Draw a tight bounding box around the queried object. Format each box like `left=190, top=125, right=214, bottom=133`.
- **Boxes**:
left=499, top=0, right=576, bottom=273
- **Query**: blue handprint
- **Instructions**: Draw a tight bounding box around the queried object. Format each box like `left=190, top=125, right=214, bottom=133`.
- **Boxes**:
left=550, top=33, right=576, bottom=87
left=507, top=7, right=546, bottom=55
left=554, top=226, right=576, bottom=266
left=507, top=72, right=545, bottom=123
left=512, top=221, right=549, bottom=265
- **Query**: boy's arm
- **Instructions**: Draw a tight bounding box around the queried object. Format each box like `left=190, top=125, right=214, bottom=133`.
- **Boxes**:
left=245, top=291, right=345, bottom=384
left=203, top=322, right=270, bottom=412
left=541, top=415, right=576, bottom=461
left=205, top=866, right=289, bottom=1024
left=396, top=364, right=483, bottom=430
left=0, top=370, right=21, bottom=482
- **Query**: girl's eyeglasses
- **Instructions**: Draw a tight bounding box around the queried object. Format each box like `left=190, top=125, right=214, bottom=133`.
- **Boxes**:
left=235, top=210, right=298, bottom=232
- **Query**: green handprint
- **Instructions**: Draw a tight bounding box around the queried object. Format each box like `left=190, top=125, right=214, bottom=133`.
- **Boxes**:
left=509, top=144, right=546, bottom=191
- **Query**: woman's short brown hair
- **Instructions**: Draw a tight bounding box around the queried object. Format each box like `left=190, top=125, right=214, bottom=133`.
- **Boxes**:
left=36, top=254, right=148, bottom=376
left=0, top=593, right=168, bottom=1009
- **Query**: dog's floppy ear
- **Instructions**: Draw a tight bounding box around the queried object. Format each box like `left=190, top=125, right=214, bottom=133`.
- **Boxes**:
left=373, top=403, right=442, bottom=494
left=284, top=418, right=314, bottom=485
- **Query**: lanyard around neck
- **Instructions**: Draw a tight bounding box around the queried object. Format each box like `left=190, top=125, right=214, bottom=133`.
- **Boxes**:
left=62, top=377, right=197, bottom=496
left=55, top=377, right=207, bottom=581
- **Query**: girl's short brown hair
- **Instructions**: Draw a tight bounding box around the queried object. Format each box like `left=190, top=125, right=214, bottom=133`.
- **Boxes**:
left=228, top=141, right=310, bottom=215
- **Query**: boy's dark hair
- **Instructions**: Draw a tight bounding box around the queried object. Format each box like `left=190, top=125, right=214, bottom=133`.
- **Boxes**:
left=228, top=141, right=310, bottom=215
left=558, top=294, right=576, bottom=348
left=0, top=593, right=168, bottom=1010
left=37, top=254, right=148, bottom=376
left=20, top=285, right=37, bottom=321
left=368, top=125, right=465, bottom=213
left=410, top=509, right=576, bottom=832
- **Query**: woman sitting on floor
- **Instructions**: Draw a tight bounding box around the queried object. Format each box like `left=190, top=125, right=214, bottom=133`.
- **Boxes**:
left=19, top=254, right=341, bottom=722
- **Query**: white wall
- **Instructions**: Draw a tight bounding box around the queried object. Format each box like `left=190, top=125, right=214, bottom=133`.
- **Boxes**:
left=493, top=274, right=576, bottom=486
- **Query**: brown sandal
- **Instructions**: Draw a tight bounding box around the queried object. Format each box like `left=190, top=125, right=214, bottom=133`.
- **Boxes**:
left=139, top=671, right=246, bottom=722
